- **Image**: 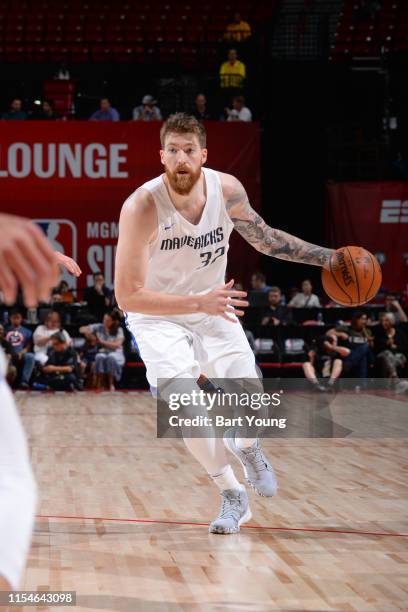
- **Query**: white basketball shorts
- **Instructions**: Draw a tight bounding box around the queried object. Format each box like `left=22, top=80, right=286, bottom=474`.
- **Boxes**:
left=126, top=314, right=258, bottom=386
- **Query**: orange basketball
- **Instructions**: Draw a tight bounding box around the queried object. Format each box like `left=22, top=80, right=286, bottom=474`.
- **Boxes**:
left=321, top=246, right=382, bottom=306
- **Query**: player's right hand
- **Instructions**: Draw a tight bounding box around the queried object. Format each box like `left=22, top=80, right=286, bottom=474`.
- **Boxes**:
left=0, top=213, right=59, bottom=307
left=198, top=279, right=249, bottom=323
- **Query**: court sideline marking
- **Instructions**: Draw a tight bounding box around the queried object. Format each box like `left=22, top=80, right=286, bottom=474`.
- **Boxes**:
left=36, top=515, right=408, bottom=538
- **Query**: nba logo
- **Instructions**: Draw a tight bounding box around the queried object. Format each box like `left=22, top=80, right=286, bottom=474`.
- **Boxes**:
left=34, top=219, right=78, bottom=289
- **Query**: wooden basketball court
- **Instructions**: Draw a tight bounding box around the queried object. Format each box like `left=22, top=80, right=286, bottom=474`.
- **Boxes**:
left=14, top=390, right=408, bottom=611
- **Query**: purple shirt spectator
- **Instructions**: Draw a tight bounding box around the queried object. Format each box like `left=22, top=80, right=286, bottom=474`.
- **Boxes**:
left=90, top=98, right=120, bottom=122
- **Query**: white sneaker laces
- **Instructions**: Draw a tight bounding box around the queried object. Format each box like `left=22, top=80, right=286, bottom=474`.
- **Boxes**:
left=219, top=491, right=242, bottom=520
left=243, top=446, right=268, bottom=472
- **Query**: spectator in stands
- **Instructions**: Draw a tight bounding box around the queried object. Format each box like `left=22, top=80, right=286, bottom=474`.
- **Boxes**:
left=374, top=313, right=408, bottom=391
left=251, top=272, right=271, bottom=293
left=33, top=311, right=72, bottom=366
left=40, top=332, right=80, bottom=391
left=225, top=96, right=252, bottom=122
left=219, top=49, right=246, bottom=90
left=303, top=329, right=351, bottom=391
left=224, top=12, right=251, bottom=42
left=2, top=98, right=27, bottom=120
left=289, top=279, right=321, bottom=308
left=5, top=309, right=35, bottom=389
left=52, top=280, right=75, bottom=304
left=0, top=323, right=17, bottom=385
left=261, top=287, right=292, bottom=326
left=82, top=272, right=113, bottom=321
left=384, top=293, right=408, bottom=324
left=34, top=100, right=59, bottom=121
left=133, top=95, right=162, bottom=122
left=335, top=311, right=374, bottom=379
left=192, top=94, right=212, bottom=121
left=79, top=310, right=125, bottom=391
left=89, top=98, right=120, bottom=122
left=78, top=332, right=99, bottom=387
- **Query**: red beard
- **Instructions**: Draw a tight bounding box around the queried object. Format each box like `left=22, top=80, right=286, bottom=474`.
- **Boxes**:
left=165, top=165, right=202, bottom=195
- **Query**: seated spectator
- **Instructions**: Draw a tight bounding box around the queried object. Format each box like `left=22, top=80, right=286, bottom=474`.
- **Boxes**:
left=52, top=280, right=75, bottom=304
left=192, top=94, right=212, bottom=121
left=219, top=49, right=246, bottom=89
left=2, top=98, right=27, bottom=120
left=289, top=280, right=321, bottom=308
left=251, top=272, right=271, bottom=293
left=224, top=12, right=251, bottom=42
left=82, top=272, right=113, bottom=321
left=133, top=95, right=162, bottom=121
left=334, top=311, right=374, bottom=379
left=34, top=100, right=59, bottom=121
left=374, top=313, right=408, bottom=391
left=33, top=311, right=72, bottom=366
left=225, top=96, right=252, bottom=122
left=78, top=333, right=99, bottom=387
left=39, top=333, right=80, bottom=391
left=89, top=98, right=120, bottom=122
left=5, top=309, right=35, bottom=389
left=303, top=329, right=351, bottom=391
left=261, top=287, right=292, bottom=326
left=0, top=323, right=17, bottom=385
left=80, top=310, right=125, bottom=391
left=384, top=293, right=408, bottom=324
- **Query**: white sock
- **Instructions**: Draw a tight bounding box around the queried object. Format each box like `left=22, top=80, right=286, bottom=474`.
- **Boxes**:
left=236, top=437, right=257, bottom=450
left=211, top=464, right=244, bottom=492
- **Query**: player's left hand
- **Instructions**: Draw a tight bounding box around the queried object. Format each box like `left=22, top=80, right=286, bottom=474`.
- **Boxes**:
left=54, top=252, right=82, bottom=277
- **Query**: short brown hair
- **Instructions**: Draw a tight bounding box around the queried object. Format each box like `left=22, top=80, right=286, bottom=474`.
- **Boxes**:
left=160, top=112, right=206, bottom=148
left=51, top=332, right=67, bottom=345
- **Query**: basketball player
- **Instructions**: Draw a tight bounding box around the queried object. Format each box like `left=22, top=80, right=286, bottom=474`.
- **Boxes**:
left=115, top=114, right=334, bottom=534
left=0, top=212, right=80, bottom=593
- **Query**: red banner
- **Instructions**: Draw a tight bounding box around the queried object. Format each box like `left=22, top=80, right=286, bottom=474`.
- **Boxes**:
left=0, top=121, right=261, bottom=292
left=326, top=181, right=408, bottom=293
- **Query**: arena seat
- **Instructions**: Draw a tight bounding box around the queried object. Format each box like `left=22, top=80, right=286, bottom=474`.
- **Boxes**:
left=0, top=0, right=277, bottom=65
left=332, top=0, right=408, bottom=60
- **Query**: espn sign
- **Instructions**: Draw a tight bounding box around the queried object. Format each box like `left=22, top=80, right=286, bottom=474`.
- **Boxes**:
left=380, top=200, right=408, bottom=223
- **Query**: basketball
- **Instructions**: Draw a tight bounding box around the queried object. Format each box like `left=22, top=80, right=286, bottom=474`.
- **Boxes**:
left=322, top=246, right=382, bottom=306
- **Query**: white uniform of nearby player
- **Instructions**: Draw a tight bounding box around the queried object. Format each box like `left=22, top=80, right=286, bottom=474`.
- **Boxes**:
left=125, top=167, right=257, bottom=385
left=0, top=348, right=37, bottom=589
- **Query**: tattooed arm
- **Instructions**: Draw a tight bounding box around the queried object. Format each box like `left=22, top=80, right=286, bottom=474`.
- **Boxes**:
left=221, top=173, right=334, bottom=267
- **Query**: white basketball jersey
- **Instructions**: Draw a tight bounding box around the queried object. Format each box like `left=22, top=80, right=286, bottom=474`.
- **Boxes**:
left=126, top=167, right=234, bottom=323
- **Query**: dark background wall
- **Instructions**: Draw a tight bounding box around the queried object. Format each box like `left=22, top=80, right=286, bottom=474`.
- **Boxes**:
left=260, top=63, right=328, bottom=293
left=259, top=56, right=408, bottom=294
